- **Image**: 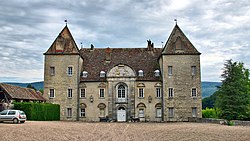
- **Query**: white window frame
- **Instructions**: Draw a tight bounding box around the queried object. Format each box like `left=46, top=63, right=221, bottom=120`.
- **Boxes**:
left=191, top=88, right=197, bottom=97
left=138, top=70, right=143, bottom=77
left=117, top=85, right=126, bottom=98
left=99, top=89, right=105, bottom=98
left=191, top=66, right=197, bottom=75
left=138, top=109, right=144, bottom=118
left=50, top=66, right=55, bottom=75
left=80, top=88, right=86, bottom=98
left=99, top=108, right=105, bottom=117
left=67, top=108, right=72, bottom=118
left=68, top=89, right=72, bottom=98
left=168, top=66, right=172, bottom=76
left=80, top=108, right=85, bottom=117
left=156, top=108, right=162, bottom=118
left=67, top=67, right=73, bottom=76
left=192, top=107, right=197, bottom=117
left=156, top=88, right=161, bottom=98
left=168, top=107, right=174, bottom=118
left=154, top=70, right=160, bottom=77
left=49, top=89, right=55, bottom=98
left=168, top=88, right=174, bottom=98
left=138, top=88, right=144, bottom=98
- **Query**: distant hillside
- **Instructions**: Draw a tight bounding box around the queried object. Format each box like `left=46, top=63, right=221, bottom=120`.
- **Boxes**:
left=4, top=81, right=221, bottom=99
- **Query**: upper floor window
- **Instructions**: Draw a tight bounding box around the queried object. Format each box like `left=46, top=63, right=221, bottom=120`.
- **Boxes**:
left=49, top=89, right=55, bottom=98
left=68, top=67, right=73, bottom=76
left=138, top=70, right=143, bottom=77
left=50, top=67, right=55, bottom=75
left=118, top=85, right=126, bottom=98
left=168, top=66, right=172, bottom=76
left=191, top=66, right=197, bottom=75
left=154, top=70, right=160, bottom=77
left=191, top=88, right=197, bottom=97
left=99, top=89, right=105, bottom=98
left=68, top=89, right=72, bottom=98
left=156, top=88, right=161, bottom=98
left=168, top=88, right=173, bottom=98
left=100, top=71, right=106, bottom=77
left=80, top=89, right=86, bottom=98
left=138, top=88, right=144, bottom=98
left=82, top=71, right=88, bottom=77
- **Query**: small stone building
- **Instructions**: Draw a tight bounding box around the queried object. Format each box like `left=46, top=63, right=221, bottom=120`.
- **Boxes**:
left=44, top=23, right=202, bottom=122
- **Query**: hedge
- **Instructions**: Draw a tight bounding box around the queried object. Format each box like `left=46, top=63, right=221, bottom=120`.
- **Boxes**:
left=14, top=102, right=60, bottom=121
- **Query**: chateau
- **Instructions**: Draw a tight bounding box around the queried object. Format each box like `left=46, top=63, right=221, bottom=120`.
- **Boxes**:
left=44, top=23, right=202, bottom=122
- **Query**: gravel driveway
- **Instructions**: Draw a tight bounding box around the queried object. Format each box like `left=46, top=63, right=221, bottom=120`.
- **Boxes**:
left=0, top=121, right=249, bottom=141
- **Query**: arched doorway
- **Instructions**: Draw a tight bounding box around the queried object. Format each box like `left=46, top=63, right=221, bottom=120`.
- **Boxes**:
left=117, top=106, right=126, bottom=122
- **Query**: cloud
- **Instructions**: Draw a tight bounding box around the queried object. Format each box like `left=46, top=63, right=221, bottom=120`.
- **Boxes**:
left=0, top=0, right=250, bottom=82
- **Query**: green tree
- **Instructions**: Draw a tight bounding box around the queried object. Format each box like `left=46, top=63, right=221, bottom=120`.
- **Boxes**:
left=216, top=60, right=250, bottom=120
left=202, top=91, right=220, bottom=109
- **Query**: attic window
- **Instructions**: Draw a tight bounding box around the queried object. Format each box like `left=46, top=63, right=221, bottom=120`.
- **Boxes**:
left=138, top=70, right=143, bottom=77
left=100, top=71, right=106, bottom=77
left=154, top=70, right=160, bottom=77
left=82, top=71, right=88, bottom=78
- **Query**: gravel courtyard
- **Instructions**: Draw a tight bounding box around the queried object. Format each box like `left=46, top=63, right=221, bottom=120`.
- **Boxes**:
left=0, top=121, right=249, bottom=141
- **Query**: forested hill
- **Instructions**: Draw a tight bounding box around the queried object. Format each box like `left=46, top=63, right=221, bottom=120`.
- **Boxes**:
left=5, top=81, right=221, bottom=99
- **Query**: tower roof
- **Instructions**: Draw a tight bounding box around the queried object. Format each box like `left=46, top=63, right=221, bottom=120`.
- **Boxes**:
left=44, top=25, right=80, bottom=55
left=162, top=24, right=201, bottom=55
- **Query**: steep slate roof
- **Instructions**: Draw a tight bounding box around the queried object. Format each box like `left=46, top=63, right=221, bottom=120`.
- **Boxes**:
left=44, top=25, right=80, bottom=55
left=162, top=24, right=201, bottom=55
left=0, top=83, right=46, bottom=101
left=80, top=47, right=162, bottom=81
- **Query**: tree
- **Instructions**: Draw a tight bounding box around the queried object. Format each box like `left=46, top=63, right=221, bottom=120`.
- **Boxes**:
left=202, top=91, right=221, bottom=109
left=216, top=60, right=250, bottom=120
left=27, top=84, right=36, bottom=91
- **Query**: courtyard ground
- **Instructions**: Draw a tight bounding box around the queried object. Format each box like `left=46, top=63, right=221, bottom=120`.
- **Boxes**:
left=0, top=121, right=249, bottom=141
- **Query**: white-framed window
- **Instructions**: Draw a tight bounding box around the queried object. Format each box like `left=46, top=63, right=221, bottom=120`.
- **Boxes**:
left=156, top=108, right=162, bottom=118
left=100, top=71, right=106, bottom=77
left=99, top=89, right=105, bottom=98
left=138, top=88, right=144, bottom=98
left=168, top=66, right=172, bottom=76
left=138, top=70, right=143, bottom=77
left=156, top=88, right=161, bottom=98
left=118, top=85, right=126, bottom=98
left=50, top=66, right=55, bottom=75
left=192, top=107, right=197, bottom=117
left=191, top=66, right=197, bottom=75
left=191, top=88, right=197, bottom=97
left=67, top=108, right=72, bottom=118
left=68, top=89, right=72, bottom=98
left=168, top=107, right=174, bottom=117
left=80, top=89, right=86, bottom=98
left=168, top=88, right=173, bottom=98
left=49, top=89, right=55, bottom=98
left=138, top=109, right=144, bottom=118
left=68, top=67, right=73, bottom=76
left=80, top=108, right=85, bottom=117
left=154, top=70, right=160, bottom=77
left=100, top=108, right=105, bottom=117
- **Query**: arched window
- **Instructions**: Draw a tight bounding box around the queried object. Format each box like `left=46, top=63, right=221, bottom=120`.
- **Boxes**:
left=82, top=71, right=88, bottom=77
left=154, top=70, right=160, bottom=77
left=100, top=71, right=105, bottom=77
left=138, top=70, right=143, bottom=77
left=118, top=85, right=126, bottom=98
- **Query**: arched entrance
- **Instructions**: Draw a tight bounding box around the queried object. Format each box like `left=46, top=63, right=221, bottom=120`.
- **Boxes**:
left=117, top=106, right=126, bottom=122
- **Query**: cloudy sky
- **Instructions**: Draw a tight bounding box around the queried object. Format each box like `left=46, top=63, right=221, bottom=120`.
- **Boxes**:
left=0, top=0, right=249, bottom=83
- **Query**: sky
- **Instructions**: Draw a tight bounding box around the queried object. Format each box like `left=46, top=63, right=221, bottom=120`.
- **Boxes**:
left=0, top=0, right=250, bottom=83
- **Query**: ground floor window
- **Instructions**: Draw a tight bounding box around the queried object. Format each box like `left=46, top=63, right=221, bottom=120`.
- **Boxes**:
left=67, top=108, right=72, bottom=118
left=168, top=107, right=174, bottom=118
left=138, top=109, right=144, bottom=118
left=100, top=108, right=105, bottom=117
left=156, top=108, right=162, bottom=118
left=80, top=108, right=85, bottom=117
left=192, top=107, right=197, bottom=117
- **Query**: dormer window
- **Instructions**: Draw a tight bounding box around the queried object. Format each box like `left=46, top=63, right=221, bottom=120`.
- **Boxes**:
left=138, top=70, right=143, bottom=77
left=154, top=70, right=160, bottom=77
left=100, top=71, right=105, bottom=77
left=82, top=71, right=88, bottom=78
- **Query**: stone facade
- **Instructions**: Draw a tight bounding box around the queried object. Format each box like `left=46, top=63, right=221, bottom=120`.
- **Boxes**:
left=44, top=24, right=202, bottom=122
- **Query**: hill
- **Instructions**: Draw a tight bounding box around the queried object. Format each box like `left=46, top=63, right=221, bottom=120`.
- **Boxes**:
left=4, top=81, right=221, bottom=99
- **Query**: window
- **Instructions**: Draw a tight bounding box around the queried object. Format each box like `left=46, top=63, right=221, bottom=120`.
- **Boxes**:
left=168, top=88, right=173, bottom=98
left=168, top=107, right=174, bottom=117
left=50, top=67, right=55, bottom=75
left=154, top=70, right=160, bottom=77
left=82, top=71, right=88, bottom=77
left=80, top=108, right=85, bottom=117
left=138, top=109, right=144, bottom=118
left=100, top=71, right=105, bottom=77
left=138, top=70, right=143, bottom=77
left=192, top=107, right=197, bottom=117
left=156, top=108, right=162, bottom=118
left=68, top=89, right=72, bottom=98
left=118, top=85, right=126, bottom=98
left=191, top=66, right=197, bottom=75
left=68, top=67, right=73, bottom=76
left=67, top=108, right=72, bottom=118
left=100, top=108, right=105, bottom=117
left=156, top=88, right=161, bottom=98
left=99, top=89, right=105, bottom=98
left=80, top=89, right=86, bottom=98
left=7, top=111, right=16, bottom=115
left=49, top=89, right=55, bottom=98
left=168, top=66, right=172, bottom=76
left=192, top=88, right=197, bottom=97
left=138, top=88, right=144, bottom=98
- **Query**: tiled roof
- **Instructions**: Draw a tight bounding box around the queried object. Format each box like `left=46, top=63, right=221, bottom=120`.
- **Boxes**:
left=80, top=47, right=162, bottom=81
left=0, top=83, right=46, bottom=101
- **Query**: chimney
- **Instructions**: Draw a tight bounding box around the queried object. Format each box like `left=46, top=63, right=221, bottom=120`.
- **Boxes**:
left=147, top=39, right=154, bottom=51
left=90, top=44, right=94, bottom=50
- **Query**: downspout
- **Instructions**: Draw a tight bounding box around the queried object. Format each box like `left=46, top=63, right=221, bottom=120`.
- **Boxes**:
left=161, top=56, right=165, bottom=122
left=76, top=56, right=80, bottom=121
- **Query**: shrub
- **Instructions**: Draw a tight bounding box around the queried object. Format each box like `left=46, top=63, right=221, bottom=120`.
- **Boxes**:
left=202, top=108, right=220, bottom=118
left=14, top=102, right=60, bottom=121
